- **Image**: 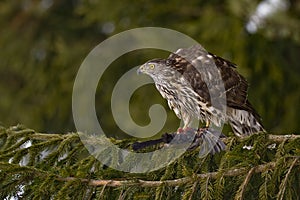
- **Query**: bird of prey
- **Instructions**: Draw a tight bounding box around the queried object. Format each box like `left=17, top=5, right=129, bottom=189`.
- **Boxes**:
left=137, top=45, right=265, bottom=137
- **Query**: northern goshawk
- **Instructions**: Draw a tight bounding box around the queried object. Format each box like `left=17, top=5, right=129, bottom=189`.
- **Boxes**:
left=137, top=45, right=265, bottom=136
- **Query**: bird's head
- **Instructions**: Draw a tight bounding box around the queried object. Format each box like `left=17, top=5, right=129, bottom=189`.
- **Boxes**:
left=137, top=59, right=168, bottom=78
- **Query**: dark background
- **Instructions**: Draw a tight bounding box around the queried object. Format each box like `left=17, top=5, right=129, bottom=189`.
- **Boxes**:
left=1, top=0, right=299, bottom=137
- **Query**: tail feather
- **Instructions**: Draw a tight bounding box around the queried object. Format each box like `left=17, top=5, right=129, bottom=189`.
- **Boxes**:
left=228, top=109, right=265, bottom=137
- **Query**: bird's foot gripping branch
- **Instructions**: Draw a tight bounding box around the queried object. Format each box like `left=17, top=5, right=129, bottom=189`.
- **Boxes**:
left=132, top=128, right=226, bottom=155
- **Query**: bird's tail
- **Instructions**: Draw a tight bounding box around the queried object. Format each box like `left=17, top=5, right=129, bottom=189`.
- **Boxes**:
left=228, top=109, right=265, bottom=137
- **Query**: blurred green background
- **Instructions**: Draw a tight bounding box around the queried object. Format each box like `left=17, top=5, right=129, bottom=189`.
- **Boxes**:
left=0, top=0, right=299, bottom=137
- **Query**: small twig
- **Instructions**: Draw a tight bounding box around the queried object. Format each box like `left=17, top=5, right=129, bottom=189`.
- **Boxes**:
left=277, top=157, right=299, bottom=200
left=235, top=167, right=255, bottom=200
left=268, top=134, right=300, bottom=143
left=188, top=180, right=198, bottom=200
left=203, top=176, right=211, bottom=199
left=99, top=182, right=108, bottom=197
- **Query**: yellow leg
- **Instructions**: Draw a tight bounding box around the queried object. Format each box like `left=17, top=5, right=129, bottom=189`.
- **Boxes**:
left=205, top=120, right=210, bottom=128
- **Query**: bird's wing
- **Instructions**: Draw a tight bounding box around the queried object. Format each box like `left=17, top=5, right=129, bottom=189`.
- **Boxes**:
left=166, top=45, right=260, bottom=118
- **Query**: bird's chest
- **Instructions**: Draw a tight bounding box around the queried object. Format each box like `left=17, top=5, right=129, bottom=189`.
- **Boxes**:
left=155, top=80, right=202, bottom=117
left=155, top=83, right=181, bottom=117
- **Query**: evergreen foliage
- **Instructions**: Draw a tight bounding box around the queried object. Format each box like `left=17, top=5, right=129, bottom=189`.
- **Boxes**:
left=0, top=125, right=299, bottom=199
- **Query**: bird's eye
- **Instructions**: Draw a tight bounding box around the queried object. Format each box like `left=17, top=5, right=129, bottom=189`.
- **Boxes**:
left=149, top=64, right=155, bottom=69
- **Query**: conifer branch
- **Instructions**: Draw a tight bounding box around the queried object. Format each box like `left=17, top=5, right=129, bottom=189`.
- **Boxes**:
left=55, top=160, right=299, bottom=187
left=4, top=126, right=299, bottom=146
left=15, top=131, right=300, bottom=144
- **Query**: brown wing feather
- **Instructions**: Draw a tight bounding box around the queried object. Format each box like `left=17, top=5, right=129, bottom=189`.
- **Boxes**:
left=211, top=54, right=262, bottom=122
left=166, top=46, right=262, bottom=122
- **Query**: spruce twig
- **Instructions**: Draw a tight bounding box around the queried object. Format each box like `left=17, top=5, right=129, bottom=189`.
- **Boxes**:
left=277, top=157, right=299, bottom=200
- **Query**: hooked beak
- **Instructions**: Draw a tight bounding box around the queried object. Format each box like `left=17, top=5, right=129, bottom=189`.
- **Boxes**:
left=137, top=65, right=144, bottom=75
